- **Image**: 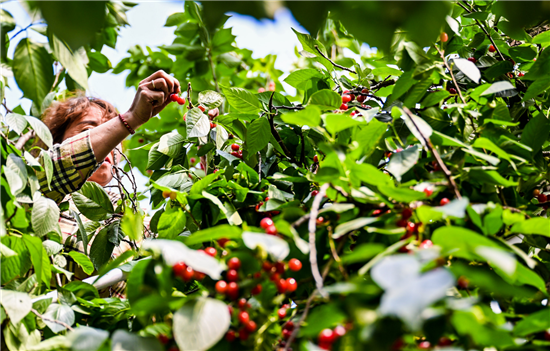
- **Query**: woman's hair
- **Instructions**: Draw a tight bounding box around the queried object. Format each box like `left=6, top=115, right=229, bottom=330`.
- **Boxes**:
left=42, top=92, right=118, bottom=145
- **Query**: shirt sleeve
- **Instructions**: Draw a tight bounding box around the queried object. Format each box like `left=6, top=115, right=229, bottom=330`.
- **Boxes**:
left=37, top=130, right=100, bottom=203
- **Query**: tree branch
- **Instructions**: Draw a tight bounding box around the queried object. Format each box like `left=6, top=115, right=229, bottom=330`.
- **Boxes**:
left=308, top=183, right=330, bottom=298
left=15, top=131, right=35, bottom=150
left=186, top=82, right=193, bottom=109
left=314, top=45, right=357, bottom=74
left=402, top=107, right=462, bottom=199
left=32, top=308, right=74, bottom=332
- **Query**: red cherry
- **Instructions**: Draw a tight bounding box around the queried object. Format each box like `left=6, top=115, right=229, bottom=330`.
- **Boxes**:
left=251, top=284, right=262, bottom=295
left=277, top=278, right=288, bottom=294
left=538, top=194, right=548, bottom=203
left=373, top=209, right=382, bottom=216
left=210, top=122, right=216, bottom=129
left=277, top=308, right=287, bottom=319
left=282, top=328, right=292, bottom=339
left=245, top=320, right=257, bottom=332
left=449, top=87, right=457, bottom=95
left=489, top=44, right=496, bottom=53
left=138, top=138, right=144, bottom=143
left=356, top=94, right=366, bottom=103
left=340, top=103, right=348, bottom=110
left=419, top=240, right=433, bottom=249
left=215, top=280, right=227, bottom=294
left=258, top=87, right=265, bottom=93
left=208, top=108, right=219, bottom=118
left=170, top=94, right=179, bottom=102
left=264, top=196, right=270, bottom=201
left=172, top=262, right=187, bottom=278
left=333, top=325, right=346, bottom=338
left=349, top=94, right=356, bottom=101
left=424, top=188, right=433, bottom=197
left=194, top=271, right=205, bottom=280
left=544, top=330, right=550, bottom=341
left=284, top=321, right=294, bottom=331
left=260, top=217, right=274, bottom=229
left=230, top=151, right=239, bottom=157
left=440, top=198, right=450, bottom=206
left=231, top=143, right=240, bottom=151
left=437, top=337, right=453, bottom=346
left=318, top=329, right=336, bottom=344
left=270, top=273, right=281, bottom=282
left=391, top=338, right=405, bottom=351
left=406, top=222, right=417, bottom=234
left=218, top=238, right=229, bottom=248
left=268, top=82, right=276, bottom=91
left=262, top=261, right=273, bottom=271
left=342, top=94, right=352, bottom=103
left=238, top=298, right=249, bottom=310
left=518, top=72, right=524, bottom=77
left=286, top=278, right=297, bottom=292
left=198, top=105, right=206, bottom=112
left=467, top=57, right=477, bottom=63
left=275, top=262, right=285, bottom=274
left=289, top=258, right=302, bottom=271
left=177, top=97, right=185, bottom=105
left=239, top=328, right=249, bottom=341
left=227, top=269, right=238, bottom=282
left=266, top=225, right=277, bottom=235
left=311, top=190, right=319, bottom=196
left=316, top=217, right=325, bottom=225
left=396, top=219, right=408, bottom=228
left=225, top=330, right=236, bottom=342
left=205, top=247, right=217, bottom=257
left=440, top=32, right=448, bottom=42
left=227, top=282, right=239, bottom=299
left=190, top=157, right=196, bottom=163
left=361, top=88, right=369, bottom=94
left=457, top=276, right=469, bottom=289
left=182, top=266, right=194, bottom=281
left=228, top=257, right=241, bottom=270
left=313, top=155, right=319, bottom=163
left=158, top=334, right=169, bottom=344
left=318, top=342, right=332, bottom=350
left=401, top=208, right=412, bottom=220
left=238, top=311, right=250, bottom=324
left=418, top=341, right=431, bottom=349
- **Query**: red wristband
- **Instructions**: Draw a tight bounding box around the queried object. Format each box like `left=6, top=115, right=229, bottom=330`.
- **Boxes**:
left=118, top=113, right=135, bottom=135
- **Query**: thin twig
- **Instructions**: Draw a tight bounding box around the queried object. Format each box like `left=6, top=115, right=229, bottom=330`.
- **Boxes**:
left=207, top=48, right=220, bottom=93
left=257, top=151, right=262, bottom=183
left=435, top=46, right=467, bottom=105
left=308, top=183, right=330, bottom=298
left=9, top=22, right=45, bottom=41
left=268, top=93, right=299, bottom=164
left=51, top=65, right=64, bottom=93
left=15, top=131, right=35, bottom=150
left=272, top=105, right=305, bottom=111
left=314, top=45, right=357, bottom=74
left=2, top=100, right=13, bottom=113
left=328, top=227, right=348, bottom=280
left=32, top=308, right=74, bottom=332
left=187, top=82, right=193, bottom=109
left=403, top=107, right=462, bottom=199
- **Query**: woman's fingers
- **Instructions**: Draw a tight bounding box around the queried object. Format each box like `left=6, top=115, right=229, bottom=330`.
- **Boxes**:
left=150, top=78, right=170, bottom=102
left=140, top=70, right=179, bottom=94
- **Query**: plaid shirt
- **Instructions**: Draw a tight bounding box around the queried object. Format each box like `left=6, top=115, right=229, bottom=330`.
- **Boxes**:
left=37, top=131, right=150, bottom=298
left=37, top=130, right=99, bottom=203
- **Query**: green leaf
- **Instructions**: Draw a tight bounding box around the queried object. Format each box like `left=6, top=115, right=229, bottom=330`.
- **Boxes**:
left=121, top=210, right=144, bottom=242
left=350, top=163, right=392, bottom=187
left=378, top=186, right=427, bottom=202
left=23, top=234, right=51, bottom=287
left=32, top=193, right=60, bottom=237
left=355, top=119, right=387, bottom=157
left=324, top=113, right=363, bottom=135
left=157, top=131, right=185, bottom=158
left=523, top=76, right=550, bottom=101
left=25, top=116, right=53, bottom=149
left=372, top=66, right=402, bottom=77
left=87, top=51, right=111, bottom=73
left=510, top=217, right=550, bottom=236
left=198, top=90, right=224, bottom=110
left=432, top=226, right=501, bottom=260
left=66, top=327, right=109, bottom=351
left=0, top=290, right=32, bottom=325
left=146, top=143, right=170, bottom=170
left=246, top=117, right=271, bottom=154
left=184, top=225, right=242, bottom=246
left=484, top=61, right=514, bottom=80
left=202, top=191, right=242, bottom=226
left=157, top=207, right=186, bottom=239
left=453, top=58, right=481, bottom=83
left=386, top=146, right=420, bottom=182
left=520, top=112, right=550, bottom=155
left=242, top=232, right=289, bottom=261
left=308, top=90, right=341, bottom=110
left=5, top=154, right=27, bottom=195
left=68, top=251, right=94, bottom=275
left=300, top=304, right=347, bottom=337
left=221, top=86, right=262, bottom=113
left=341, top=243, right=385, bottom=264
left=110, top=330, right=162, bottom=351
left=421, top=90, right=450, bottom=107
left=4, top=113, right=28, bottom=135
left=72, top=182, right=115, bottom=221
left=403, top=79, right=432, bottom=108
left=12, top=38, right=54, bottom=106
left=281, top=106, right=321, bottom=127
left=333, top=217, right=380, bottom=239
left=468, top=170, right=518, bottom=187
left=514, top=308, right=550, bottom=336
left=40, top=150, right=53, bottom=190
left=52, top=35, right=88, bottom=90
left=89, top=224, right=115, bottom=270
left=42, top=303, right=75, bottom=333
left=186, top=107, right=210, bottom=138
left=400, top=110, right=433, bottom=146
left=284, top=68, right=324, bottom=88
left=164, top=12, right=186, bottom=27
left=70, top=210, right=89, bottom=255
left=173, top=298, right=230, bottom=351
left=480, top=81, right=515, bottom=95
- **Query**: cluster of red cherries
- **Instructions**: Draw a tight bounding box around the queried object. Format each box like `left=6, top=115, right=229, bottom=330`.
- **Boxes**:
left=258, top=81, right=276, bottom=93
left=317, top=326, right=347, bottom=350
left=230, top=143, right=243, bottom=159
left=533, top=189, right=548, bottom=207
left=169, top=93, right=186, bottom=105
left=340, top=88, right=369, bottom=111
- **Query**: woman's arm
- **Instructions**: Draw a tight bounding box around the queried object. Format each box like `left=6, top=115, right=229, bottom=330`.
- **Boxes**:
left=89, top=70, right=181, bottom=163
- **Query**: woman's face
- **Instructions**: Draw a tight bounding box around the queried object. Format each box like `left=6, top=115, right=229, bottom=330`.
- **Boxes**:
left=62, top=106, right=118, bottom=187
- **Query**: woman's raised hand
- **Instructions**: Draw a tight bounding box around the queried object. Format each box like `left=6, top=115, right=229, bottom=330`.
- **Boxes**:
left=125, top=70, right=181, bottom=127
